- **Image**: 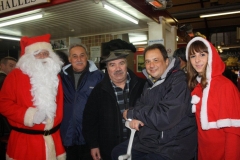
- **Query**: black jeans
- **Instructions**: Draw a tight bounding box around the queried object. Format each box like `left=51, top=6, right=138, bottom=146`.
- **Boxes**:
left=65, top=145, right=92, bottom=160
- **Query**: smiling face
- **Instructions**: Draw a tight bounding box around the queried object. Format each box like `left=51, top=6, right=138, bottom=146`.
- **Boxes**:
left=68, top=46, right=88, bottom=72
left=189, top=51, right=208, bottom=76
left=107, top=58, right=128, bottom=86
left=144, top=49, right=169, bottom=80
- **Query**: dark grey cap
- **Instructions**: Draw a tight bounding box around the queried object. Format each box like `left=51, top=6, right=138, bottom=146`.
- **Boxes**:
left=101, top=49, right=131, bottom=63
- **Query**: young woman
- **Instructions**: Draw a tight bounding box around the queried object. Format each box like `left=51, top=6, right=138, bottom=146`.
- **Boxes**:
left=186, top=37, right=240, bottom=160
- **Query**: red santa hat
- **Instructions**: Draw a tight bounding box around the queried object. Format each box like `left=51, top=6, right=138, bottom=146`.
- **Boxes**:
left=20, top=34, right=53, bottom=56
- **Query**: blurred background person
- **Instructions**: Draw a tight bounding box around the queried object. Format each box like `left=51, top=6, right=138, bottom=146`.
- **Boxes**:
left=173, top=47, right=187, bottom=73
left=0, top=56, right=17, bottom=158
left=0, top=56, right=17, bottom=89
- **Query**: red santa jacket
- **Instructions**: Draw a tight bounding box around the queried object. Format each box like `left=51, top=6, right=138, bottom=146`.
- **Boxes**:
left=0, top=68, right=65, bottom=160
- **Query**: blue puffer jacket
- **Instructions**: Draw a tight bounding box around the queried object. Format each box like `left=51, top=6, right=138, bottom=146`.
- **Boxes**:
left=60, top=61, right=104, bottom=146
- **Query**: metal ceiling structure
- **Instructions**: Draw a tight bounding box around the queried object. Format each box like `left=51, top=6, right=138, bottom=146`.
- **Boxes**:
left=0, top=0, right=240, bottom=53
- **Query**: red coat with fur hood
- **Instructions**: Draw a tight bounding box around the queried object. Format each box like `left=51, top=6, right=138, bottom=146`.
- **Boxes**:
left=186, top=37, right=240, bottom=160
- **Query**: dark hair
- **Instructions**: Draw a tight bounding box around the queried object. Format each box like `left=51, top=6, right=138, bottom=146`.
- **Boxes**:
left=173, top=47, right=187, bottom=62
left=55, top=51, right=69, bottom=66
left=0, top=56, right=17, bottom=65
left=143, top=44, right=168, bottom=60
left=186, top=40, right=208, bottom=90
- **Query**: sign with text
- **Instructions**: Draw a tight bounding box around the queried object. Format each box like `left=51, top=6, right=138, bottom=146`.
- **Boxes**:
left=90, top=46, right=101, bottom=63
left=0, top=0, right=50, bottom=14
left=148, top=39, right=164, bottom=46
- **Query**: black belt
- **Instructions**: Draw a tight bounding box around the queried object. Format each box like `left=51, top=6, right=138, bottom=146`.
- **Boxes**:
left=11, top=123, right=61, bottom=136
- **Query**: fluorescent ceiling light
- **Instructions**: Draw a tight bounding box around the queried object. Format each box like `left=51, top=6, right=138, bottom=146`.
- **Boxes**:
left=102, top=1, right=139, bottom=24
left=132, top=41, right=148, bottom=45
left=0, top=35, right=20, bottom=41
left=0, top=12, right=43, bottom=27
left=129, top=33, right=147, bottom=43
left=200, top=10, right=240, bottom=18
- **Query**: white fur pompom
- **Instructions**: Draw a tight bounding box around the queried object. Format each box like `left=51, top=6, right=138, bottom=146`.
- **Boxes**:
left=191, top=95, right=200, bottom=113
left=192, top=105, right=196, bottom=113
left=191, top=95, right=200, bottom=104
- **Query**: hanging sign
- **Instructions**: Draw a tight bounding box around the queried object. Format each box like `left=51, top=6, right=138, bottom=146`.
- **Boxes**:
left=0, top=0, right=50, bottom=14
left=148, top=39, right=164, bottom=46
left=90, top=46, right=101, bottom=63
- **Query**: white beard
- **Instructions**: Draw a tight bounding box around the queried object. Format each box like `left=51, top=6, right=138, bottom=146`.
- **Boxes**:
left=16, top=52, right=63, bottom=121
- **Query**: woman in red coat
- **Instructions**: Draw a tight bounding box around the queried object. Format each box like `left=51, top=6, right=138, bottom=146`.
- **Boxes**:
left=186, top=37, right=240, bottom=160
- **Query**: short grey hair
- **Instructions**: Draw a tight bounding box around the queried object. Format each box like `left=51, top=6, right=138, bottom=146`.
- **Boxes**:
left=68, top=43, right=88, bottom=56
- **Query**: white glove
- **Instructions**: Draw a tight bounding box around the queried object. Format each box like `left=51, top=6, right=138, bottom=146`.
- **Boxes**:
left=33, top=110, right=46, bottom=124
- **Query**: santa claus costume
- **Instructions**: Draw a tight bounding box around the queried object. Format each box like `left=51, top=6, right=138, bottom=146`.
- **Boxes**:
left=0, top=34, right=66, bottom=160
left=186, top=37, right=240, bottom=160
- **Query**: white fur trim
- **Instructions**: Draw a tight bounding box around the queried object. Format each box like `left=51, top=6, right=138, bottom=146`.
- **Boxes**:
left=25, top=42, right=53, bottom=55
left=217, top=119, right=240, bottom=128
left=57, top=153, right=66, bottom=160
left=44, top=135, right=57, bottom=160
left=203, top=119, right=240, bottom=130
left=6, top=154, right=13, bottom=160
left=44, top=118, right=54, bottom=130
left=191, top=95, right=200, bottom=104
left=24, top=107, right=37, bottom=127
left=192, top=105, right=196, bottom=113
left=191, top=95, right=200, bottom=113
left=200, top=78, right=211, bottom=130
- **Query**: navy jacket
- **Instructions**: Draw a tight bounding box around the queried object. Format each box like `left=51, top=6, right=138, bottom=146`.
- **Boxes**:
left=60, top=61, right=104, bottom=146
left=128, top=58, right=197, bottom=160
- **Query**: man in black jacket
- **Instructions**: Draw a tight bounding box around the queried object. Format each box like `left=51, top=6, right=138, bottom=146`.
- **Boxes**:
left=112, top=44, right=197, bottom=160
left=82, top=50, right=145, bottom=160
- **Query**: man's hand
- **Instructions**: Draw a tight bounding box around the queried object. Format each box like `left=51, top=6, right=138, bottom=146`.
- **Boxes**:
left=91, top=148, right=101, bottom=160
left=33, top=110, right=46, bottom=124
left=123, top=109, right=128, bottom=120
left=129, top=119, right=144, bottom=131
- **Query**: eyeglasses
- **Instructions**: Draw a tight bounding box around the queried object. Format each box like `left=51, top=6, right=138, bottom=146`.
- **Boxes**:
left=34, top=51, right=50, bottom=59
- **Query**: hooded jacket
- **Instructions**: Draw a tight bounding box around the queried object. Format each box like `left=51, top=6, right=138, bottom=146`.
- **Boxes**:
left=186, top=37, right=240, bottom=160
left=128, top=58, right=197, bottom=160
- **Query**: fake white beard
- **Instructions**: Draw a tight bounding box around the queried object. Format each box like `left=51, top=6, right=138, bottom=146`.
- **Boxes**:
left=16, top=52, right=63, bottom=121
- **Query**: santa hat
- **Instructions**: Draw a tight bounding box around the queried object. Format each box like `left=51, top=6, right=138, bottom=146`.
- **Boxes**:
left=20, top=34, right=53, bottom=56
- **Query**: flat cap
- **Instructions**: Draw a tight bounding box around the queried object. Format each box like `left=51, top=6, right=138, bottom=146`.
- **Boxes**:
left=101, top=49, right=131, bottom=63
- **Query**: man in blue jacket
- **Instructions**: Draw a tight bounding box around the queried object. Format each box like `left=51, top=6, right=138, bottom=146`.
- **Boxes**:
left=60, top=44, right=104, bottom=160
left=112, top=44, right=197, bottom=160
